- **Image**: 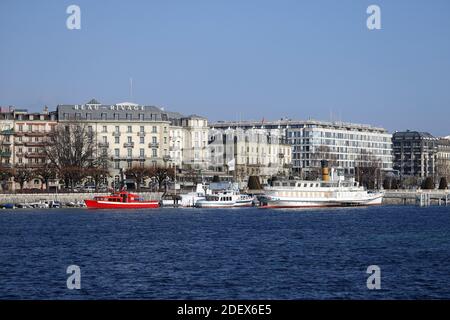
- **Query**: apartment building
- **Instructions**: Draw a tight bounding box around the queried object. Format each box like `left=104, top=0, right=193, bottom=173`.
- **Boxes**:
left=208, top=126, right=292, bottom=182
left=211, top=119, right=393, bottom=177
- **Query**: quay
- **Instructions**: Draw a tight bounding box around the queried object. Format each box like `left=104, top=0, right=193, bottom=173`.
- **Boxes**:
left=383, top=190, right=450, bottom=207
left=0, top=192, right=162, bottom=207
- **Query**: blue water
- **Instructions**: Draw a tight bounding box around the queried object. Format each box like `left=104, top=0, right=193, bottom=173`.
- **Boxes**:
left=0, top=206, right=450, bottom=299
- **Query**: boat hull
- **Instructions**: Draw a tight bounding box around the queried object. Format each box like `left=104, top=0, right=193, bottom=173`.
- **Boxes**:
left=195, top=200, right=253, bottom=208
left=259, top=194, right=383, bottom=209
left=85, top=199, right=160, bottom=209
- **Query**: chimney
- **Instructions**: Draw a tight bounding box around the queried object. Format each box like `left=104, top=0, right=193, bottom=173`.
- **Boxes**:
left=321, top=160, right=329, bottom=182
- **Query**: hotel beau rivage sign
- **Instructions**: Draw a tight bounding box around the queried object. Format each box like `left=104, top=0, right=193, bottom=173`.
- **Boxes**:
left=72, top=103, right=145, bottom=112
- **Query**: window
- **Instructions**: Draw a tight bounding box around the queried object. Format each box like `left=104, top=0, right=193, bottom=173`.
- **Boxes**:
left=102, top=136, right=107, bottom=143
left=127, top=136, right=132, bottom=143
left=140, top=136, right=144, bottom=144
left=115, top=126, right=119, bottom=133
left=140, top=149, right=145, bottom=157
left=102, top=126, right=107, bottom=132
left=126, top=114, right=132, bottom=120
left=164, top=137, right=167, bottom=144
left=127, top=148, right=132, bottom=157
left=127, top=126, right=132, bottom=133
left=114, top=161, right=120, bottom=169
left=127, top=161, right=132, bottom=168
left=114, top=113, right=119, bottom=120
left=139, top=114, right=144, bottom=121
left=114, top=149, right=119, bottom=157
left=18, top=124, right=23, bottom=132
left=101, top=113, right=107, bottom=120
left=140, top=126, right=144, bottom=132
left=152, top=126, right=157, bottom=133
left=115, top=136, right=119, bottom=144
left=152, top=136, right=157, bottom=144
left=152, top=149, right=157, bottom=157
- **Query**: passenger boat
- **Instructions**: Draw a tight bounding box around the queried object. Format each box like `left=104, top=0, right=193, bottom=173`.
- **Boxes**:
left=259, top=162, right=383, bottom=209
left=84, top=191, right=159, bottom=209
left=195, top=190, right=254, bottom=208
left=160, top=184, right=207, bottom=207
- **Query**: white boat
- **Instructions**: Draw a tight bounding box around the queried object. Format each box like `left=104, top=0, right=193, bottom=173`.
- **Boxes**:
left=195, top=189, right=254, bottom=208
left=259, top=164, right=383, bottom=209
left=160, top=184, right=207, bottom=207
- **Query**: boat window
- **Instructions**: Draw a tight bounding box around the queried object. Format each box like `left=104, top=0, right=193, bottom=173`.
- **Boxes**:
left=290, top=182, right=296, bottom=187
left=282, top=182, right=288, bottom=186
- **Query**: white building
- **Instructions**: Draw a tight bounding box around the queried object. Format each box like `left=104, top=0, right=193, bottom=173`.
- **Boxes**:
left=208, top=126, right=291, bottom=183
left=211, top=119, right=393, bottom=177
left=57, top=99, right=209, bottom=187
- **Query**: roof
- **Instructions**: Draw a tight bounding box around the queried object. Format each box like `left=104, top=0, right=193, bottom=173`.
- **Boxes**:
left=392, top=130, right=437, bottom=140
left=57, top=100, right=189, bottom=122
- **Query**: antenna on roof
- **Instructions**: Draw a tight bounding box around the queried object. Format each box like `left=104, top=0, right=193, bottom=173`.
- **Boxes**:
left=129, top=77, right=133, bottom=102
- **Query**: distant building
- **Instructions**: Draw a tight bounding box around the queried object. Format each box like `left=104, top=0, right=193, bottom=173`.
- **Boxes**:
left=0, top=106, right=57, bottom=190
left=436, top=137, right=450, bottom=182
left=211, top=119, right=393, bottom=178
left=392, top=131, right=438, bottom=179
left=208, top=126, right=291, bottom=183
left=57, top=99, right=209, bottom=187
left=1, top=100, right=209, bottom=190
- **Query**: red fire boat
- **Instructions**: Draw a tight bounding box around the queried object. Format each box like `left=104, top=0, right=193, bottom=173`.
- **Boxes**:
left=84, top=191, right=160, bottom=209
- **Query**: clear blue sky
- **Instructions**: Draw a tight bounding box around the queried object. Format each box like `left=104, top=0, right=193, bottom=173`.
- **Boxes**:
left=1, top=0, right=449, bottom=135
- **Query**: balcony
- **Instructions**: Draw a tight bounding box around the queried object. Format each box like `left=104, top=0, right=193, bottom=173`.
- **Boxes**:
left=98, top=142, right=110, bottom=148
left=123, top=142, right=135, bottom=148
left=25, top=152, right=46, bottom=158
left=112, top=131, right=121, bottom=137
left=0, top=129, right=14, bottom=135
left=137, top=132, right=146, bottom=137
left=25, top=131, right=47, bottom=137
left=24, top=141, right=46, bottom=147
left=149, top=142, right=159, bottom=148
left=0, top=151, right=12, bottom=157
left=0, top=140, right=12, bottom=145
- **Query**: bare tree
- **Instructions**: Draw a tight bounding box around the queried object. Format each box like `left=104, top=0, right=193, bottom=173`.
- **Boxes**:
left=124, top=165, right=152, bottom=191
left=12, top=165, right=35, bottom=191
left=44, top=122, right=106, bottom=189
left=150, top=166, right=175, bottom=191
left=0, top=165, right=12, bottom=191
left=355, top=149, right=382, bottom=189
left=33, top=162, right=57, bottom=191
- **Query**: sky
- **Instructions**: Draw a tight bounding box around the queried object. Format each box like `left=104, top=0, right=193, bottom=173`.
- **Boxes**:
left=1, top=0, right=449, bottom=136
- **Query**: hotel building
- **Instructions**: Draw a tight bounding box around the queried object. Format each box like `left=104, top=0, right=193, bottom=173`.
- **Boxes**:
left=57, top=99, right=209, bottom=186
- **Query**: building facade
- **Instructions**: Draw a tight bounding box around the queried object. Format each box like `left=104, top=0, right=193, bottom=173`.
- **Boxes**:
left=0, top=106, right=57, bottom=190
left=211, top=119, right=393, bottom=177
left=392, top=131, right=438, bottom=179
left=208, top=126, right=292, bottom=183
left=57, top=99, right=209, bottom=187
left=436, top=137, right=450, bottom=182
